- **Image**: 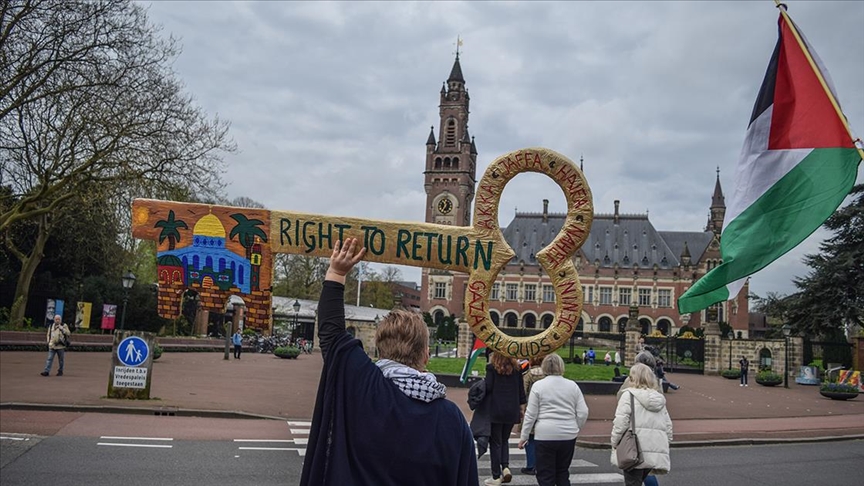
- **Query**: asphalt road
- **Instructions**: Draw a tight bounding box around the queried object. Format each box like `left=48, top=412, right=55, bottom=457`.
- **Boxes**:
left=1, top=411, right=862, bottom=485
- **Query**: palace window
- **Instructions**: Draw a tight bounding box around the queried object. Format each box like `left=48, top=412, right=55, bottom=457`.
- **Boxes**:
left=490, top=282, right=500, bottom=300
left=638, top=288, right=652, bottom=306
left=524, top=284, right=536, bottom=302
left=542, top=285, right=556, bottom=303
left=434, top=282, right=447, bottom=300
left=619, top=287, right=632, bottom=306
left=599, top=286, right=613, bottom=305
left=657, top=289, right=672, bottom=308
left=506, top=283, right=518, bottom=301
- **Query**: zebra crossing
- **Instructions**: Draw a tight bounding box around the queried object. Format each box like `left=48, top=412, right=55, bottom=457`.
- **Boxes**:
left=237, top=422, right=624, bottom=484
left=231, top=420, right=310, bottom=456
left=476, top=438, right=623, bottom=485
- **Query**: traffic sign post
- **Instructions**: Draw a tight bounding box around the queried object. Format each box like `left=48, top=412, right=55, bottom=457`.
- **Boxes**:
left=107, top=331, right=156, bottom=399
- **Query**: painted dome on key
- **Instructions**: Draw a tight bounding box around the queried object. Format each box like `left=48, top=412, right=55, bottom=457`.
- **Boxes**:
left=193, top=214, right=226, bottom=247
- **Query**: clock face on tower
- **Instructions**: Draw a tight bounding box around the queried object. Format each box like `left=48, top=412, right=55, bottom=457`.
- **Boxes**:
left=437, top=198, right=453, bottom=215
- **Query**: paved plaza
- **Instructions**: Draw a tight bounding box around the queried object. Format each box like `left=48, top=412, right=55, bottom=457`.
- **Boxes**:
left=2, top=350, right=863, bottom=446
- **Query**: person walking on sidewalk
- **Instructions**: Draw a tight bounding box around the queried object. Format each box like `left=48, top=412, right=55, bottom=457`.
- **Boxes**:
left=739, top=356, right=749, bottom=387
left=300, top=238, right=478, bottom=486
left=232, top=330, right=243, bottom=359
left=41, top=315, right=70, bottom=377
left=610, top=363, right=673, bottom=486
left=519, top=354, right=589, bottom=486
left=484, top=351, right=527, bottom=485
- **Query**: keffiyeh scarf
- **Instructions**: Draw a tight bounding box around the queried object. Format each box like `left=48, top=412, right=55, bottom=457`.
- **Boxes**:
left=376, top=359, right=447, bottom=403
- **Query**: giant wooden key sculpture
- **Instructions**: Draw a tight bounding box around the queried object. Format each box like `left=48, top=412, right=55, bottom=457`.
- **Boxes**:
left=132, top=147, right=592, bottom=358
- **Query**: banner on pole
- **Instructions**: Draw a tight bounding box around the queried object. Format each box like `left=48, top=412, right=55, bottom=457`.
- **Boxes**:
left=101, top=304, right=117, bottom=330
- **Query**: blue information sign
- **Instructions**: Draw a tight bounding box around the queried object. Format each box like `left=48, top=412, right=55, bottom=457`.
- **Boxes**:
left=117, top=336, right=149, bottom=367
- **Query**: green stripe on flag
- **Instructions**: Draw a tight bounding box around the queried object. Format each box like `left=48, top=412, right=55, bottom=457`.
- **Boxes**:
left=678, top=147, right=859, bottom=314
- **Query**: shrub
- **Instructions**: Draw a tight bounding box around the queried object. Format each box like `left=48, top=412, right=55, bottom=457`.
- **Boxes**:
left=720, top=369, right=741, bottom=379
left=275, top=346, right=300, bottom=359
left=820, top=382, right=859, bottom=394
left=153, top=344, right=163, bottom=361
left=756, top=370, right=782, bottom=382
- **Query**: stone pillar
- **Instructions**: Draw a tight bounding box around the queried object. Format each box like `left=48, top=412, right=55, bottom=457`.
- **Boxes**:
left=194, top=308, right=209, bottom=337
left=702, top=320, right=722, bottom=375
left=788, top=336, right=804, bottom=381
left=624, top=305, right=641, bottom=366
left=457, top=322, right=473, bottom=359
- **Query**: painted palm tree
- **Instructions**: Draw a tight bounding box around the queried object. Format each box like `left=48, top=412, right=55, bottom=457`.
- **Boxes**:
left=229, top=213, right=268, bottom=259
left=155, top=210, right=188, bottom=250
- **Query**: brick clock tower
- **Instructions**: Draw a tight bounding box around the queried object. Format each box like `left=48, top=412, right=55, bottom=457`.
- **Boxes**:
left=420, top=52, right=478, bottom=325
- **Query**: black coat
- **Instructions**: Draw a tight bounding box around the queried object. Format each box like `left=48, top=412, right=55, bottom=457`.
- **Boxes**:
left=300, top=282, right=478, bottom=486
left=485, top=363, right=527, bottom=424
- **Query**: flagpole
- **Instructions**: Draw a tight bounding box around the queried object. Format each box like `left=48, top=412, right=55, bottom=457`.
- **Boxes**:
left=774, top=1, right=864, bottom=160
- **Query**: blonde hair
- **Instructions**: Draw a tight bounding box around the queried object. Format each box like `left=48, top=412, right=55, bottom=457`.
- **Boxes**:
left=628, top=363, right=657, bottom=389
left=375, top=309, right=428, bottom=370
left=491, top=352, right=518, bottom=375
left=541, top=354, right=566, bottom=376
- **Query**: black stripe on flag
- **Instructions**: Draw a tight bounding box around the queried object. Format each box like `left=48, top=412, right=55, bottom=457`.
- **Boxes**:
left=749, top=22, right=782, bottom=127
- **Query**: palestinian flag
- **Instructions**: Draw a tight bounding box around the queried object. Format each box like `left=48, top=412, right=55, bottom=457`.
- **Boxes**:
left=459, top=337, right=486, bottom=383
left=678, top=10, right=862, bottom=314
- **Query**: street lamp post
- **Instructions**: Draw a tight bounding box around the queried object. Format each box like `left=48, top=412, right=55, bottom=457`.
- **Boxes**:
left=119, top=271, right=136, bottom=331
left=292, top=300, right=301, bottom=341
left=782, top=324, right=792, bottom=389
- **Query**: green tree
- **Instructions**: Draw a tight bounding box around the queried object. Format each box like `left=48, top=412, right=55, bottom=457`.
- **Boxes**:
left=786, top=184, right=864, bottom=338
left=1, top=0, right=233, bottom=326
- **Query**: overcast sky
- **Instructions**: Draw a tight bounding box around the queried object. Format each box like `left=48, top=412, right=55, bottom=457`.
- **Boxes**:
left=141, top=1, right=863, bottom=299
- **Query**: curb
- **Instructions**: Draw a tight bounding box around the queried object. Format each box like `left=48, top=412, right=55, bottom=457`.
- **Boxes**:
left=4, top=402, right=863, bottom=449
left=576, top=434, right=864, bottom=449
left=0, top=402, right=285, bottom=421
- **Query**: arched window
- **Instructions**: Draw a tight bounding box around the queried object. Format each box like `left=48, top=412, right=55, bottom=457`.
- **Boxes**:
left=523, top=314, right=537, bottom=329
left=759, top=348, right=772, bottom=369
left=433, top=310, right=445, bottom=326
left=192, top=255, right=199, bottom=269
left=453, top=157, right=460, bottom=169
left=639, top=318, right=651, bottom=335
left=238, top=265, right=244, bottom=284
left=446, top=119, right=457, bottom=146
left=618, top=317, right=629, bottom=333
left=505, top=312, right=518, bottom=327
left=656, top=318, right=671, bottom=336
left=218, top=258, right=226, bottom=272
left=542, top=314, right=554, bottom=329
left=205, top=256, right=213, bottom=270
left=444, top=157, right=451, bottom=168
left=490, top=311, right=500, bottom=326
left=435, top=157, right=442, bottom=169
left=599, top=316, right=612, bottom=332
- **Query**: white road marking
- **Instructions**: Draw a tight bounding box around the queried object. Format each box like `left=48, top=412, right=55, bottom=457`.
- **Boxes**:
left=286, top=421, right=311, bottom=426
left=99, top=436, right=173, bottom=441
left=97, top=442, right=173, bottom=448
left=290, top=428, right=310, bottom=434
left=0, top=437, right=28, bottom=441
left=238, top=447, right=305, bottom=456
left=485, top=473, right=622, bottom=485
left=477, top=458, right=597, bottom=468
left=233, top=439, right=296, bottom=443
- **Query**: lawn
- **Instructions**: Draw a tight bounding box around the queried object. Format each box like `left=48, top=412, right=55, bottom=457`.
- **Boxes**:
left=426, top=355, right=619, bottom=381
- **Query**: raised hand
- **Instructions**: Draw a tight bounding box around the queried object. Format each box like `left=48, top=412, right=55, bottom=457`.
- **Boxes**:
left=326, top=238, right=367, bottom=284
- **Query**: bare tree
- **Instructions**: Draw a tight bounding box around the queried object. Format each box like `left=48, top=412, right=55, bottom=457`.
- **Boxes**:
left=1, top=0, right=234, bottom=325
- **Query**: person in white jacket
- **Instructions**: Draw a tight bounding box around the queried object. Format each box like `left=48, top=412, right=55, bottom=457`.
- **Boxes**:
left=518, top=354, right=589, bottom=486
left=610, top=363, right=673, bottom=486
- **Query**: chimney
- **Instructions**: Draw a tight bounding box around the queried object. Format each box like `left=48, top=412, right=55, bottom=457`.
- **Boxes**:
left=542, top=199, right=549, bottom=223
left=614, top=200, right=620, bottom=224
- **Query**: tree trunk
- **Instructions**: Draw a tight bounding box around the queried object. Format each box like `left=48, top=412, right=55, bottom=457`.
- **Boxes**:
left=8, top=215, right=52, bottom=327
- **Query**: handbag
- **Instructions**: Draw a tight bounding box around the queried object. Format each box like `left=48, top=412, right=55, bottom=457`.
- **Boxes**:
left=615, top=391, right=643, bottom=471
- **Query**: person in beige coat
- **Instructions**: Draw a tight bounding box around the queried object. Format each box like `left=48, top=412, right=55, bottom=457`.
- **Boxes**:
left=41, top=314, right=70, bottom=376
left=610, top=363, right=673, bottom=486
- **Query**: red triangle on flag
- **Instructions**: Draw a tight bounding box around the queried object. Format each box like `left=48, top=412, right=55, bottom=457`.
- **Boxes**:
left=769, top=18, right=852, bottom=150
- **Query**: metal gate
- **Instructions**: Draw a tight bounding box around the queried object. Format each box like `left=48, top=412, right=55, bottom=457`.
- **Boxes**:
left=644, top=336, right=704, bottom=374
